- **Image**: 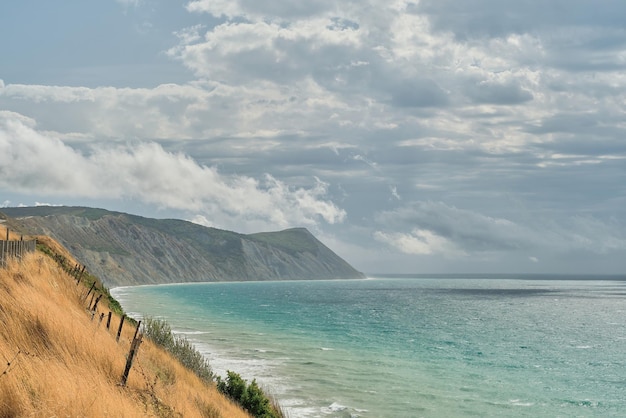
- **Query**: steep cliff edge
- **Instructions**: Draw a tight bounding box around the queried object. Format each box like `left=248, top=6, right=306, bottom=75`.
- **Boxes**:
left=1, top=206, right=364, bottom=286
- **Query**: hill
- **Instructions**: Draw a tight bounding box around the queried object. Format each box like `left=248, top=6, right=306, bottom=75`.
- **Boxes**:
left=0, top=225, right=251, bottom=417
left=1, top=206, right=364, bottom=287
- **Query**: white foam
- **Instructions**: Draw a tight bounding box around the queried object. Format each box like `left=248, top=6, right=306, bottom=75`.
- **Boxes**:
left=322, top=402, right=347, bottom=413
left=173, top=330, right=209, bottom=335
left=510, top=399, right=534, bottom=407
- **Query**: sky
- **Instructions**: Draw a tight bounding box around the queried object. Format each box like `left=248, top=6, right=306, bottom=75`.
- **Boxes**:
left=1, top=0, right=625, bottom=275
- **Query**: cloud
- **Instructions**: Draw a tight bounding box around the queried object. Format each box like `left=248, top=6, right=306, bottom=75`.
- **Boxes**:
left=0, top=112, right=345, bottom=232
left=374, top=229, right=463, bottom=256
left=417, top=0, right=626, bottom=39
left=186, top=0, right=338, bottom=20
left=2, top=1, right=626, bottom=274
left=373, top=201, right=626, bottom=257
left=464, top=79, right=533, bottom=105
left=417, top=0, right=626, bottom=73
left=389, top=79, right=449, bottom=108
left=375, top=201, right=534, bottom=254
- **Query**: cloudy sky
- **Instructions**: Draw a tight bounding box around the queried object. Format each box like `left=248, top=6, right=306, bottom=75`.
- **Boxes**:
left=1, top=1, right=625, bottom=275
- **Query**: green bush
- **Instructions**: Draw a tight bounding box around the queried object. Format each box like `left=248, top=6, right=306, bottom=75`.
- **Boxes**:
left=144, top=316, right=175, bottom=348
left=144, top=317, right=213, bottom=383
left=216, top=371, right=282, bottom=418
left=171, top=335, right=213, bottom=383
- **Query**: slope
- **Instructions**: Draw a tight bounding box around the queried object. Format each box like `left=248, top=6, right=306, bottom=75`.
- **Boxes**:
left=1, top=206, right=364, bottom=287
left=0, top=226, right=251, bottom=417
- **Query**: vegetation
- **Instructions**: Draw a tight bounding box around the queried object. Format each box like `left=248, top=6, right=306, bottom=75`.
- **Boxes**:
left=248, top=228, right=318, bottom=254
left=1, top=205, right=113, bottom=220
left=144, top=318, right=284, bottom=418
left=0, top=226, right=250, bottom=417
left=144, top=317, right=214, bottom=383
left=217, top=371, right=284, bottom=418
left=1, top=222, right=289, bottom=417
left=1, top=206, right=365, bottom=287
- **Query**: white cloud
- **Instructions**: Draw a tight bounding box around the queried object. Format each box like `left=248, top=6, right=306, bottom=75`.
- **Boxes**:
left=0, top=112, right=345, bottom=232
left=35, top=202, right=63, bottom=207
left=374, top=228, right=463, bottom=256
left=390, top=185, right=401, bottom=200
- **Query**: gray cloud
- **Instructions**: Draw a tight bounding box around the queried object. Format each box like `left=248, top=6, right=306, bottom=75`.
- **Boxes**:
left=464, top=79, right=533, bottom=105
left=374, top=201, right=626, bottom=257
left=417, top=0, right=626, bottom=39
left=0, top=1, right=625, bottom=273
left=389, top=78, right=449, bottom=108
left=417, top=0, right=626, bottom=74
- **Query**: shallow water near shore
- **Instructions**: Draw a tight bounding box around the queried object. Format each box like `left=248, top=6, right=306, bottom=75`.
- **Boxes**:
left=112, top=277, right=626, bottom=417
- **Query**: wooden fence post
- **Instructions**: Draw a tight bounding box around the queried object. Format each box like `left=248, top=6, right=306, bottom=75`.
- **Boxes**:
left=85, top=282, right=96, bottom=301
left=106, top=312, right=112, bottom=330
left=120, top=332, right=143, bottom=386
left=132, top=320, right=142, bottom=342
left=116, top=315, right=126, bottom=342
left=91, top=294, right=103, bottom=312
left=76, top=266, right=86, bottom=285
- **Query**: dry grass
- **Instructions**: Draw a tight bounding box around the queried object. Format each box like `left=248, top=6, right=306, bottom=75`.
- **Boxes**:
left=0, top=251, right=250, bottom=417
left=0, top=224, right=25, bottom=241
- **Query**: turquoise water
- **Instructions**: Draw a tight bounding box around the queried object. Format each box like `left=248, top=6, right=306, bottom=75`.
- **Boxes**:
left=112, top=277, right=626, bottom=417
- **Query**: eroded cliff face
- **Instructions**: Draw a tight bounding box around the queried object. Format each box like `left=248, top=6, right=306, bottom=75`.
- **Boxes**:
left=2, top=206, right=364, bottom=286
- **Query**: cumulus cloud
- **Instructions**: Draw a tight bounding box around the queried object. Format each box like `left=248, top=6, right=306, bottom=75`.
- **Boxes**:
left=1, top=1, right=625, bottom=273
left=0, top=112, right=345, bottom=232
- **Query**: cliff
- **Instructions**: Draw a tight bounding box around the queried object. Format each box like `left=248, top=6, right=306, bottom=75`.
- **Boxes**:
left=1, top=206, right=364, bottom=287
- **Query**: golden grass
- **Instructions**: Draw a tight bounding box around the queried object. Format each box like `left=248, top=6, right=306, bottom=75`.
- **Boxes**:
left=0, top=252, right=250, bottom=417
left=0, top=224, right=24, bottom=241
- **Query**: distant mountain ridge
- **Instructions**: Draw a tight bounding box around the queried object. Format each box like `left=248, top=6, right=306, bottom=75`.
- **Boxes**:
left=1, top=206, right=364, bottom=286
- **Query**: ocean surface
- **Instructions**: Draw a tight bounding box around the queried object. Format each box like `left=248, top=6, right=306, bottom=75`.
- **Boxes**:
left=111, top=276, right=626, bottom=418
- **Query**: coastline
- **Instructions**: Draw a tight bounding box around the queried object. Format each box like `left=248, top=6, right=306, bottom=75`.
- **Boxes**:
left=111, top=276, right=626, bottom=417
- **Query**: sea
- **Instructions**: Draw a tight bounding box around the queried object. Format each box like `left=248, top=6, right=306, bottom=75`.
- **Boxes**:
left=111, top=276, right=626, bottom=418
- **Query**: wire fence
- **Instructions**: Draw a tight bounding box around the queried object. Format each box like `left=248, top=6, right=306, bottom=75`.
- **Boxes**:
left=0, top=238, right=143, bottom=386
left=0, top=238, right=37, bottom=268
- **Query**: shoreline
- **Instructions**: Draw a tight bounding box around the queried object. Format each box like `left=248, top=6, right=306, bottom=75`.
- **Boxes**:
left=110, top=272, right=626, bottom=294
left=111, top=286, right=321, bottom=418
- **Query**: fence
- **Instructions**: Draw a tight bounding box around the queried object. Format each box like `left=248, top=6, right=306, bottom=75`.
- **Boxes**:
left=0, top=238, right=37, bottom=267
left=0, top=239, right=143, bottom=386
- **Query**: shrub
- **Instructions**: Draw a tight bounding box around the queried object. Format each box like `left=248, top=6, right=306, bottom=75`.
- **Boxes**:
left=171, top=335, right=213, bottom=383
left=144, top=317, right=213, bottom=383
left=144, top=316, right=175, bottom=348
left=217, top=371, right=283, bottom=418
